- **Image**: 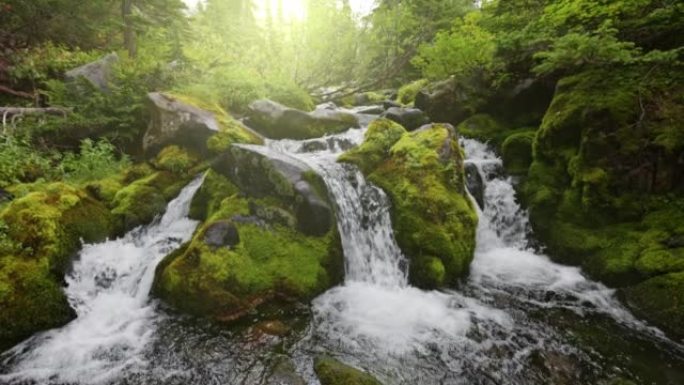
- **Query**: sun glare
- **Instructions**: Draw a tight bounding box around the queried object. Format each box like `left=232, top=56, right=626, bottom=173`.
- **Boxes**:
left=261, top=0, right=307, bottom=21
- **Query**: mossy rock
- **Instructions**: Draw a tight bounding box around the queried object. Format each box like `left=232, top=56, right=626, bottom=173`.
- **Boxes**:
left=342, top=120, right=477, bottom=289
left=153, top=171, right=344, bottom=322
left=314, top=356, right=383, bottom=385
left=502, top=130, right=536, bottom=175
left=0, top=258, right=76, bottom=351
left=396, top=79, right=428, bottom=105
left=0, top=182, right=116, bottom=350
left=143, top=92, right=262, bottom=158
left=622, top=271, right=684, bottom=339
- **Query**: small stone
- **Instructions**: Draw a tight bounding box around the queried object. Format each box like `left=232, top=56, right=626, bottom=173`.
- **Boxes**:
left=203, top=220, right=240, bottom=249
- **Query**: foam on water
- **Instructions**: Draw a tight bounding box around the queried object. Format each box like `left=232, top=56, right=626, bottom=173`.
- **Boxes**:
left=0, top=176, right=204, bottom=384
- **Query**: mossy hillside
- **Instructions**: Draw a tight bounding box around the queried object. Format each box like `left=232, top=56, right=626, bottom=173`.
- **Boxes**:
left=154, top=171, right=343, bottom=321
left=522, top=65, right=684, bottom=338
left=314, top=356, right=383, bottom=385
left=342, top=121, right=478, bottom=289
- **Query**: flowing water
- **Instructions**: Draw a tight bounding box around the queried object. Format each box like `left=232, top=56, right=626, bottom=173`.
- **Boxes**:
left=1, top=108, right=683, bottom=385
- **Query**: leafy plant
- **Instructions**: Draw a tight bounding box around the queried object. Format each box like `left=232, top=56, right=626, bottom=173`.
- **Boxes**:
left=59, top=139, right=130, bottom=183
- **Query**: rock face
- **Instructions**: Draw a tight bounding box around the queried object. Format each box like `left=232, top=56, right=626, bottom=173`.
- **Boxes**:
left=340, top=119, right=477, bottom=289
left=153, top=147, right=343, bottom=323
left=65, top=52, right=119, bottom=92
left=246, top=99, right=359, bottom=140
left=381, top=107, right=429, bottom=131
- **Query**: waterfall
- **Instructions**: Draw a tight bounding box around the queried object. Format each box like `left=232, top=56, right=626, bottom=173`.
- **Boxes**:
left=0, top=176, right=204, bottom=385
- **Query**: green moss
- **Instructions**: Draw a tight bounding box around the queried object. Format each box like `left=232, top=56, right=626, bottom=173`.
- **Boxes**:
left=189, top=169, right=240, bottom=220
left=0, top=257, right=75, bottom=351
left=397, top=79, right=428, bottom=105
left=153, top=145, right=199, bottom=174
left=314, top=356, right=383, bottom=385
left=111, top=171, right=190, bottom=230
left=0, top=182, right=118, bottom=350
left=623, top=272, right=684, bottom=339
left=502, top=130, right=536, bottom=175
left=343, top=123, right=477, bottom=289
left=339, top=119, right=407, bottom=174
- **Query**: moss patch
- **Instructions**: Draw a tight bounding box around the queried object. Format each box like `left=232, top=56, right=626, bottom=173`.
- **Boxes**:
left=396, top=79, right=428, bottom=105
left=314, top=356, right=383, bottom=385
left=342, top=121, right=477, bottom=288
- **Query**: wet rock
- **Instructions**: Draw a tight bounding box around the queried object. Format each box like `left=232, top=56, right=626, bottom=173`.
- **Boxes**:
left=213, top=144, right=333, bottom=236
left=383, top=100, right=402, bottom=110
left=465, top=162, right=484, bottom=209
left=356, top=106, right=385, bottom=115
left=381, top=107, right=429, bottom=131
left=415, top=77, right=486, bottom=125
left=143, top=92, right=221, bottom=157
left=266, top=356, right=306, bottom=385
left=255, top=320, right=290, bottom=337
left=203, top=220, right=240, bottom=249
left=246, top=99, right=359, bottom=140
left=65, top=52, right=119, bottom=92
left=314, top=356, right=383, bottom=385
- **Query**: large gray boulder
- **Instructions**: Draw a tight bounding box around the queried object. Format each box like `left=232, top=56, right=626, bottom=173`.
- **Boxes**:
left=381, top=107, right=429, bottom=131
left=143, top=92, right=221, bottom=156
left=213, top=144, right=333, bottom=236
left=246, top=99, right=359, bottom=140
left=65, top=53, right=119, bottom=92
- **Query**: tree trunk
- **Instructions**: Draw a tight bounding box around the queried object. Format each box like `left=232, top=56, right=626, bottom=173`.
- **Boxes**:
left=122, top=0, right=137, bottom=58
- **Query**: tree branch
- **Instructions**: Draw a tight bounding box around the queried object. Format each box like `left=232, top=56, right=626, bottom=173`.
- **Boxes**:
left=0, top=85, right=35, bottom=100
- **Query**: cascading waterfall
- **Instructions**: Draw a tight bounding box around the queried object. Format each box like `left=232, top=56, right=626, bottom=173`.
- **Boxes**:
left=1, top=107, right=682, bottom=385
left=0, top=176, right=204, bottom=385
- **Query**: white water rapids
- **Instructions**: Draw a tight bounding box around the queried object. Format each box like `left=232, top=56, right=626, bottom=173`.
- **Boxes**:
left=1, top=107, right=682, bottom=385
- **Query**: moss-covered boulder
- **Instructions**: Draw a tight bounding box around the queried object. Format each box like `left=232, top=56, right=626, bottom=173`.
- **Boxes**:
left=153, top=170, right=343, bottom=322
left=246, top=99, right=359, bottom=140
left=502, top=130, right=536, bottom=175
left=0, top=183, right=116, bottom=350
left=314, top=356, right=383, bottom=385
left=341, top=119, right=478, bottom=289
left=143, top=92, right=261, bottom=157
left=213, top=144, right=334, bottom=237
left=456, top=113, right=519, bottom=149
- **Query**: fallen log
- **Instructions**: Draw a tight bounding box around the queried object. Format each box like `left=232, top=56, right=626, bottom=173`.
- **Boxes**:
left=1, top=106, right=72, bottom=131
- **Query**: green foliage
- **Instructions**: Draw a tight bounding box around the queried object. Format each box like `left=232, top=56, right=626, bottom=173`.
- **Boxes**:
left=414, top=12, right=496, bottom=81
left=60, top=139, right=131, bottom=183
left=0, top=135, right=57, bottom=186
